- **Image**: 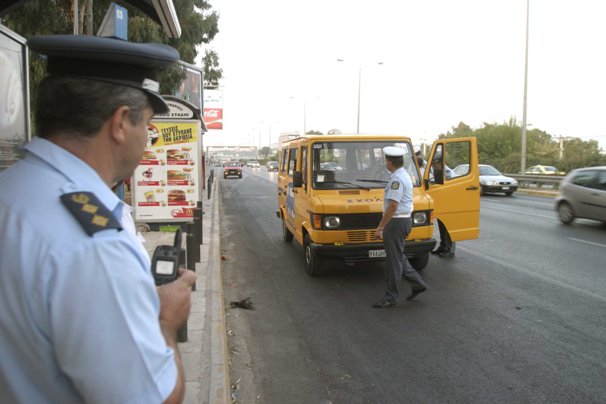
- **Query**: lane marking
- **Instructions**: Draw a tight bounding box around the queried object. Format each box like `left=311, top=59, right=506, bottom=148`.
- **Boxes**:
left=458, top=245, right=606, bottom=303
left=481, top=205, right=556, bottom=220
left=568, top=237, right=606, bottom=249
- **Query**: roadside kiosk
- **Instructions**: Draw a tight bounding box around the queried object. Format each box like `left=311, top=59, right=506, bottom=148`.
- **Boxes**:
left=132, top=96, right=205, bottom=231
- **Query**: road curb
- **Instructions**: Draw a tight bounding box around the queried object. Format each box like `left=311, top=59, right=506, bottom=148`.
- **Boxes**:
left=516, top=188, right=557, bottom=198
left=206, top=179, right=230, bottom=404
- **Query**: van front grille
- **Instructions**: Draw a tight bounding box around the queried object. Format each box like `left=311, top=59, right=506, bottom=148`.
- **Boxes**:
left=347, top=230, right=375, bottom=242
left=338, top=213, right=382, bottom=230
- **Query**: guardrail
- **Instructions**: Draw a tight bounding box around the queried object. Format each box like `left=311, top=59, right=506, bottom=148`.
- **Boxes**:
left=506, top=174, right=563, bottom=190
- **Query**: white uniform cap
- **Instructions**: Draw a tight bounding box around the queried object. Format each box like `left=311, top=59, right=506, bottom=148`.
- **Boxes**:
left=383, top=146, right=406, bottom=157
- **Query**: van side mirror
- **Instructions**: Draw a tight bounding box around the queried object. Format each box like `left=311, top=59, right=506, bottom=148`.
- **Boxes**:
left=293, top=171, right=303, bottom=188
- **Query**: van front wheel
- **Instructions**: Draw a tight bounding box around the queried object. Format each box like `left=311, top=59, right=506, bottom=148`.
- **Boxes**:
left=409, top=252, right=429, bottom=271
left=304, top=235, right=323, bottom=276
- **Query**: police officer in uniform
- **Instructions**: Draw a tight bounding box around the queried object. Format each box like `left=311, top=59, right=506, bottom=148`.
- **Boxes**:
left=0, top=35, right=196, bottom=403
left=372, top=146, right=428, bottom=308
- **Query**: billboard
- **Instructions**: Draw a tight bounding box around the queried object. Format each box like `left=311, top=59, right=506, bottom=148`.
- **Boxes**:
left=203, top=89, right=223, bottom=130
left=132, top=119, right=202, bottom=222
left=174, top=64, right=202, bottom=110
left=0, top=25, right=29, bottom=172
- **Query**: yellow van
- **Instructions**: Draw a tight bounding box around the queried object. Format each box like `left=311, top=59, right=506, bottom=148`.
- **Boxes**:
left=276, top=134, right=479, bottom=276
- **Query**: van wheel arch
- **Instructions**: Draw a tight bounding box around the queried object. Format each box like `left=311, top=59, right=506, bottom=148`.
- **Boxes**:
left=304, top=234, right=323, bottom=276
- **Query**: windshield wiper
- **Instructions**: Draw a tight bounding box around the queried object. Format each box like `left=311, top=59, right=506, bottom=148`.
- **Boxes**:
left=355, top=178, right=388, bottom=184
left=323, top=180, right=371, bottom=191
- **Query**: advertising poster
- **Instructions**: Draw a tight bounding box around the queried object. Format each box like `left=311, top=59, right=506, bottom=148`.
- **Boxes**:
left=203, top=89, right=223, bottom=129
left=133, top=120, right=201, bottom=221
left=0, top=26, right=29, bottom=172
left=174, top=65, right=202, bottom=110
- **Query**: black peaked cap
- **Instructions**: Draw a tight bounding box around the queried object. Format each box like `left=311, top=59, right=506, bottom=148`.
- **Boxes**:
left=28, top=35, right=180, bottom=114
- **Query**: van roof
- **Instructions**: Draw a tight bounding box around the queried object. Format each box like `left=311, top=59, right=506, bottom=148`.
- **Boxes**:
left=281, top=134, right=412, bottom=144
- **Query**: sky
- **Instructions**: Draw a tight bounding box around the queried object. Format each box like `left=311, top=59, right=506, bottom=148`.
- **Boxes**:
left=196, top=0, right=606, bottom=152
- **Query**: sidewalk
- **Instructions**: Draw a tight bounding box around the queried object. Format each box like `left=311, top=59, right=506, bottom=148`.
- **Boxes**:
left=139, top=178, right=229, bottom=404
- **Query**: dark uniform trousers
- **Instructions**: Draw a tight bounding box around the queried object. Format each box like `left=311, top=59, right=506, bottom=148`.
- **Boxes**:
left=383, top=217, right=428, bottom=303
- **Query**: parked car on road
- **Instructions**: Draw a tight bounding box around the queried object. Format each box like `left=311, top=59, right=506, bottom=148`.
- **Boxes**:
left=555, top=166, right=606, bottom=224
left=526, top=165, right=565, bottom=175
left=266, top=161, right=279, bottom=171
left=454, top=164, right=518, bottom=196
left=224, top=161, right=242, bottom=179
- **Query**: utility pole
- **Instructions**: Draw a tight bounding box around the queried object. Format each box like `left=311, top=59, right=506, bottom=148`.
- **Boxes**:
left=520, top=0, right=530, bottom=174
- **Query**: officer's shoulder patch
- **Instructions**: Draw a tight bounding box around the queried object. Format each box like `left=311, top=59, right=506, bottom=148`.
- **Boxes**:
left=60, top=192, right=122, bottom=236
left=391, top=181, right=400, bottom=190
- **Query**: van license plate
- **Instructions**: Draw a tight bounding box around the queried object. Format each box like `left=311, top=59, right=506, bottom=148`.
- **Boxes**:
left=369, top=250, right=386, bottom=258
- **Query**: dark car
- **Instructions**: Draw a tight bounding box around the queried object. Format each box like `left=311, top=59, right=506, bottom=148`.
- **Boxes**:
left=266, top=161, right=279, bottom=171
left=223, top=161, right=242, bottom=179
left=555, top=166, right=606, bottom=224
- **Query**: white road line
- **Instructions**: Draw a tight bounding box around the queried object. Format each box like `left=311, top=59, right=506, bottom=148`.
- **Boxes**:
left=568, top=237, right=606, bottom=249
left=458, top=245, right=606, bottom=303
left=482, top=205, right=556, bottom=220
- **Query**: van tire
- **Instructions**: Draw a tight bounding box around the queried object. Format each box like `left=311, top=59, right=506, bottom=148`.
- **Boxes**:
left=304, top=235, right=323, bottom=276
left=409, top=252, right=429, bottom=271
left=282, top=217, right=293, bottom=242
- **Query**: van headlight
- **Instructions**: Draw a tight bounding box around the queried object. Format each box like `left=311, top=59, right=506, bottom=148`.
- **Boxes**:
left=412, top=211, right=430, bottom=226
left=324, top=216, right=341, bottom=229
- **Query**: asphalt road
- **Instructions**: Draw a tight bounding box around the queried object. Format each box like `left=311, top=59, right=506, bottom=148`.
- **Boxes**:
left=219, top=167, right=606, bottom=404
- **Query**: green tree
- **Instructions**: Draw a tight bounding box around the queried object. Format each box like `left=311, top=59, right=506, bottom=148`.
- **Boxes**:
left=202, top=49, right=222, bottom=88
left=260, top=146, right=271, bottom=159
left=2, top=0, right=220, bottom=120
left=439, top=120, right=606, bottom=173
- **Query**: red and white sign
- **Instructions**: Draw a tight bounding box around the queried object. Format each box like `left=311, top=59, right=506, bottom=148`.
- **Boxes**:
left=204, top=108, right=223, bottom=129
left=203, top=89, right=223, bottom=130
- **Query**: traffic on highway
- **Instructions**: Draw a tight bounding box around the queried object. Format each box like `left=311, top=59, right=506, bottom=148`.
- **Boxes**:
left=218, top=164, right=606, bottom=403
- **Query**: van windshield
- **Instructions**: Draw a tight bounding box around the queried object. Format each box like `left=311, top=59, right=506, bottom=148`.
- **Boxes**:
left=311, top=141, right=420, bottom=190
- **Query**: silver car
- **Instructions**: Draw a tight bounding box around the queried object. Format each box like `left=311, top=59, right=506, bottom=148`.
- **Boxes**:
left=555, top=166, right=606, bottom=224
left=453, top=164, right=518, bottom=196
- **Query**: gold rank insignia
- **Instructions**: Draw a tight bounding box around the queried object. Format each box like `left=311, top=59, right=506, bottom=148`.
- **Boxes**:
left=391, top=181, right=400, bottom=190
left=61, top=192, right=122, bottom=236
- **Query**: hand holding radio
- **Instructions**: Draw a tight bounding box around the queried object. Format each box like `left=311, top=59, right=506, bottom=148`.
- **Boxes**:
left=151, top=229, right=182, bottom=285
left=157, top=268, right=197, bottom=333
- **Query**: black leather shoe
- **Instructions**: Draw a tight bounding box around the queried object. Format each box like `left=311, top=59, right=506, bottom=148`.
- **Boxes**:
left=431, top=248, right=446, bottom=255
left=406, top=287, right=427, bottom=301
left=372, top=299, right=396, bottom=309
left=438, top=251, right=455, bottom=258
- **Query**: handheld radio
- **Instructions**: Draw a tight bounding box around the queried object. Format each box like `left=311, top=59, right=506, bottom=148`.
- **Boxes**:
left=151, top=229, right=182, bottom=286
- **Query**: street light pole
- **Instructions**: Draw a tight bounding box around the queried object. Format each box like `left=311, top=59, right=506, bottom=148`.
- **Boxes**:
left=356, top=66, right=361, bottom=134
left=521, top=0, right=530, bottom=174
left=303, top=99, right=307, bottom=136
left=337, top=59, right=382, bottom=134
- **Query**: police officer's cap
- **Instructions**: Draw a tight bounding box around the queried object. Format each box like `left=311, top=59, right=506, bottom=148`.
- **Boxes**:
left=383, top=146, right=406, bottom=157
left=27, top=35, right=180, bottom=114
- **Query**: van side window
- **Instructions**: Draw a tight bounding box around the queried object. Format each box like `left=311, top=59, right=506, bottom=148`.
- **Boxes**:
left=444, top=141, right=471, bottom=180
left=288, top=148, right=298, bottom=176
left=301, top=146, right=308, bottom=186
left=280, top=148, right=288, bottom=172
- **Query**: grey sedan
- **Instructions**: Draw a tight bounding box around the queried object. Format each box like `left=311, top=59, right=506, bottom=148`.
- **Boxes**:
left=555, top=166, right=606, bottom=225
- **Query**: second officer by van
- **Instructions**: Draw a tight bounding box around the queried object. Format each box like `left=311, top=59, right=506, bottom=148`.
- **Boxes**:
left=372, top=146, right=428, bottom=308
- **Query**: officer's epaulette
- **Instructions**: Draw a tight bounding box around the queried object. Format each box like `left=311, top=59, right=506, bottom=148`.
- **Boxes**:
left=60, top=192, right=122, bottom=236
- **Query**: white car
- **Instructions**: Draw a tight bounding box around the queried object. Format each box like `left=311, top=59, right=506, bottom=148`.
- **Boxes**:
left=453, top=164, right=518, bottom=196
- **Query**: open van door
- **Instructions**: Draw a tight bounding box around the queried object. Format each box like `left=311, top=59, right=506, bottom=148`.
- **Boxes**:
left=424, top=137, right=480, bottom=241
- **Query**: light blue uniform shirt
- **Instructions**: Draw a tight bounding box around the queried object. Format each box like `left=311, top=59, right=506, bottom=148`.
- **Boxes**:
left=0, top=138, right=176, bottom=403
left=384, top=167, right=414, bottom=214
